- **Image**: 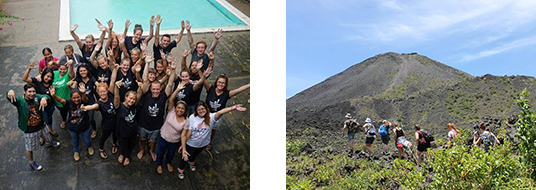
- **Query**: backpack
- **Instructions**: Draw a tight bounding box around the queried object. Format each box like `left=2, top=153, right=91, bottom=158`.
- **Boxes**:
left=379, top=125, right=388, bottom=136
left=417, top=130, right=434, bottom=144
left=347, top=120, right=359, bottom=133
left=367, top=123, right=376, bottom=134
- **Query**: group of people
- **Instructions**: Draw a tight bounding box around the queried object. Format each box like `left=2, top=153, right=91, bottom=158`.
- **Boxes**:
left=7, top=15, right=250, bottom=180
left=343, top=114, right=500, bottom=163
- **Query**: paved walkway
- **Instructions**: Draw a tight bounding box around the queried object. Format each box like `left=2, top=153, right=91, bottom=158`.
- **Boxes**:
left=0, top=0, right=250, bottom=189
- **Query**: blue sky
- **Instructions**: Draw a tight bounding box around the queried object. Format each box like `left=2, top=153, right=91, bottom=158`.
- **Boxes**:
left=287, top=0, right=536, bottom=98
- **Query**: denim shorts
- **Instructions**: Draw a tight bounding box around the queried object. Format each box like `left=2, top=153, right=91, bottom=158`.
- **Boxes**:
left=139, top=127, right=160, bottom=142
left=347, top=133, right=355, bottom=141
left=212, top=116, right=223, bottom=130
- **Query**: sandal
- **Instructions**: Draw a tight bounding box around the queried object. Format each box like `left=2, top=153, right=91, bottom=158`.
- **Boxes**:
left=100, top=149, right=108, bottom=159
left=49, top=131, right=59, bottom=137
left=206, top=143, right=213, bottom=151
left=60, top=121, right=66, bottom=129
left=167, top=163, right=174, bottom=173
left=91, top=130, right=97, bottom=139
left=157, top=166, right=163, bottom=174
left=111, top=144, right=118, bottom=155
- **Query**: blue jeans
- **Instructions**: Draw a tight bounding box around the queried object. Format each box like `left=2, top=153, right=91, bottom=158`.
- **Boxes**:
left=43, top=104, right=55, bottom=127
left=68, top=127, right=92, bottom=152
left=156, top=135, right=180, bottom=166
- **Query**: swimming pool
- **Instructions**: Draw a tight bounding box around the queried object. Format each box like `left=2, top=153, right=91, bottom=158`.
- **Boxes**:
left=59, top=0, right=249, bottom=41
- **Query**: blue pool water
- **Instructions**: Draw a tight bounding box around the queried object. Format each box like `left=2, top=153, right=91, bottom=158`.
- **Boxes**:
left=69, top=0, right=247, bottom=35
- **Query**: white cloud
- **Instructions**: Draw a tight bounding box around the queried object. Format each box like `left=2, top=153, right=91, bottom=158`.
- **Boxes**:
left=461, top=35, right=536, bottom=61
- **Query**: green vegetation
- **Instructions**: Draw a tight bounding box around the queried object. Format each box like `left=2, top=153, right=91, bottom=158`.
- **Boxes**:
left=515, top=90, right=536, bottom=180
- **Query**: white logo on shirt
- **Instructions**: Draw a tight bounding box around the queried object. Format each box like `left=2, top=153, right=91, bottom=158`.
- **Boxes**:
left=122, top=78, right=132, bottom=89
left=148, top=103, right=159, bottom=117
left=125, top=110, right=135, bottom=123
left=209, top=99, right=221, bottom=111
left=107, top=102, right=115, bottom=114
left=177, top=89, right=186, bottom=100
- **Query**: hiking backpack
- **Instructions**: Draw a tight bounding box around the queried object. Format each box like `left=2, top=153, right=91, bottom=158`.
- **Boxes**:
left=379, top=125, right=388, bottom=136
left=347, top=120, right=359, bottom=133
left=418, top=130, right=435, bottom=144
left=367, top=123, right=376, bottom=134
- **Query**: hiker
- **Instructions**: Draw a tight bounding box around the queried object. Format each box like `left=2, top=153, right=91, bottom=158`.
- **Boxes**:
left=51, top=83, right=94, bottom=162
left=447, top=123, right=459, bottom=143
left=177, top=101, right=247, bottom=179
left=379, top=120, right=392, bottom=155
left=414, top=124, right=430, bottom=163
left=153, top=15, right=184, bottom=62
left=122, top=17, right=154, bottom=57
left=22, top=61, right=59, bottom=138
left=52, top=61, right=75, bottom=130
left=473, top=122, right=500, bottom=153
left=38, top=47, right=59, bottom=74
left=342, top=113, right=359, bottom=154
left=155, top=83, right=188, bottom=174
left=186, top=20, right=221, bottom=73
left=202, top=73, right=250, bottom=151
left=362, top=118, right=376, bottom=156
left=393, top=122, right=412, bottom=159
left=6, top=84, right=61, bottom=171
left=80, top=64, right=120, bottom=159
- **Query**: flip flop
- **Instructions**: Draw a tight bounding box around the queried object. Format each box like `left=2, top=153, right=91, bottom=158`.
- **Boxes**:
left=111, top=144, right=118, bottom=155
left=100, top=149, right=108, bottom=159
left=60, top=122, right=66, bottom=129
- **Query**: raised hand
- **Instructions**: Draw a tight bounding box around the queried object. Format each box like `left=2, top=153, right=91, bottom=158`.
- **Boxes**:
left=66, top=60, right=73, bottom=67
left=166, top=67, right=172, bottom=76
left=150, top=15, right=155, bottom=26
left=7, top=90, right=15, bottom=103
left=214, top=28, right=223, bottom=40
left=169, top=58, right=177, bottom=70
left=96, top=18, right=106, bottom=32
left=125, top=19, right=131, bottom=30
left=141, top=41, right=147, bottom=52
left=95, top=43, right=102, bottom=51
left=35, top=75, right=42, bottom=82
left=115, top=79, right=123, bottom=89
left=196, top=59, right=204, bottom=71
left=78, top=82, right=86, bottom=94
left=49, top=86, right=56, bottom=97
left=134, top=64, right=142, bottom=73
left=107, top=47, right=114, bottom=57
left=113, top=63, right=120, bottom=70
left=181, top=20, right=185, bottom=29
left=182, top=49, right=190, bottom=58
left=166, top=52, right=174, bottom=63
left=107, top=19, right=114, bottom=29
left=185, top=20, right=191, bottom=30
left=203, top=66, right=213, bottom=77
left=28, top=61, right=36, bottom=70
left=118, top=34, right=125, bottom=44
left=145, top=52, right=154, bottom=63
left=232, top=104, right=247, bottom=112
left=70, top=24, right=78, bottom=32
left=159, top=49, right=165, bottom=60
left=156, top=15, right=162, bottom=25
left=176, top=81, right=186, bottom=90
left=39, top=97, right=47, bottom=111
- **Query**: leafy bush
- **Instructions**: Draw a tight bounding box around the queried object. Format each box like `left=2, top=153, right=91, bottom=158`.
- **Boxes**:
left=516, top=90, right=536, bottom=180
left=287, top=139, right=306, bottom=155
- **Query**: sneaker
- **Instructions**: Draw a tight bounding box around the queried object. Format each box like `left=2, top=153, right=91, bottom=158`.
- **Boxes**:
left=74, top=152, right=80, bottom=161
left=46, top=141, right=60, bottom=148
left=30, top=161, right=43, bottom=171
left=188, top=162, right=196, bottom=171
left=177, top=169, right=185, bottom=179
left=88, top=147, right=94, bottom=156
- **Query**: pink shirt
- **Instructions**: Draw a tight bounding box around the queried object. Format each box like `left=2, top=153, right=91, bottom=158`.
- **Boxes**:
left=39, top=57, right=59, bottom=70
left=448, top=129, right=458, bottom=139
left=160, top=108, right=188, bottom=143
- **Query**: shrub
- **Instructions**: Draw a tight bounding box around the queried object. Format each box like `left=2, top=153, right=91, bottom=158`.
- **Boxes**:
left=515, top=90, right=536, bottom=180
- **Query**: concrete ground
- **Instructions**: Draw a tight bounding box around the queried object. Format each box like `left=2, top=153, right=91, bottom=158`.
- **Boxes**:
left=0, top=0, right=250, bottom=189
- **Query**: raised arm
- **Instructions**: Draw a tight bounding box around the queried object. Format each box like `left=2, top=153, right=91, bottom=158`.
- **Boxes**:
left=154, top=15, right=161, bottom=47
left=180, top=49, right=189, bottom=71
left=164, top=58, right=177, bottom=97
left=135, top=81, right=143, bottom=105
left=113, top=79, right=122, bottom=109
left=22, top=61, right=36, bottom=83
left=186, top=21, right=194, bottom=50
left=208, top=28, right=223, bottom=53
left=106, top=19, right=114, bottom=50
left=192, top=61, right=206, bottom=91
left=142, top=52, right=153, bottom=83
left=123, top=19, right=130, bottom=39
left=118, top=34, right=130, bottom=58
left=67, top=60, right=75, bottom=79
left=89, top=43, right=102, bottom=69
left=108, top=63, right=119, bottom=93
left=78, top=82, right=88, bottom=104
left=207, top=51, right=215, bottom=72
left=95, top=19, right=107, bottom=47
left=168, top=80, right=186, bottom=112
left=143, top=15, right=155, bottom=44
left=175, top=20, right=185, bottom=43
left=214, top=104, right=246, bottom=121
left=70, top=24, right=84, bottom=49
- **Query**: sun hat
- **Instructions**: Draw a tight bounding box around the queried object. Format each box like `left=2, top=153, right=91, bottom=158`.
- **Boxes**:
left=382, top=120, right=388, bottom=123
left=365, top=118, right=371, bottom=123
left=345, top=113, right=351, bottom=118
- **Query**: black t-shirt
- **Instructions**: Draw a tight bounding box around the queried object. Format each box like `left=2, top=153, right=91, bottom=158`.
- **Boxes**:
left=190, top=49, right=209, bottom=72
left=75, top=77, right=97, bottom=104
left=116, top=103, right=138, bottom=138
left=66, top=99, right=90, bottom=132
left=138, top=91, right=167, bottom=131
left=95, top=67, right=112, bottom=86
left=97, top=92, right=117, bottom=130
left=153, top=40, right=177, bottom=61
left=124, top=36, right=145, bottom=56
left=31, top=78, right=53, bottom=105
left=25, top=99, right=45, bottom=133
left=206, top=86, right=230, bottom=113
left=117, top=70, right=138, bottom=102
left=81, top=44, right=101, bottom=77
left=174, top=79, right=202, bottom=106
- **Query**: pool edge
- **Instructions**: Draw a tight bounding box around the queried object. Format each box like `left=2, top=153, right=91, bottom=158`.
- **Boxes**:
left=58, top=0, right=250, bottom=42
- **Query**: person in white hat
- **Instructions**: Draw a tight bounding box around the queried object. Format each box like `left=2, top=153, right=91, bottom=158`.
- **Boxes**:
left=362, top=118, right=376, bottom=157
left=342, top=113, right=359, bottom=155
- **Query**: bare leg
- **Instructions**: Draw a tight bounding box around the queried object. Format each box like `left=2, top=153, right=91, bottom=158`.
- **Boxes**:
left=417, top=151, right=423, bottom=163
left=149, top=142, right=156, bottom=161
left=26, top=151, right=34, bottom=163
left=137, top=140, right=146, bottom=159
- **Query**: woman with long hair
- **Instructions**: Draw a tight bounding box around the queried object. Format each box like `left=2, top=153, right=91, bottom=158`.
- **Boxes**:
left=177, top=101, right=247, bottom=179
left=122, top=17, right=154, bottom=57
left=38, top=47, right=59, bottom=74
left=114, top=79, right=143, bottom=166
left=52, top=61, right=75, bottom=129
left=50, top=83, right=93, bottom=161
left=74, top=65, right=98, bottom=139
left=393, top=123, right=412, bottom=159
left=447, top=123, right=459, bottom=142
